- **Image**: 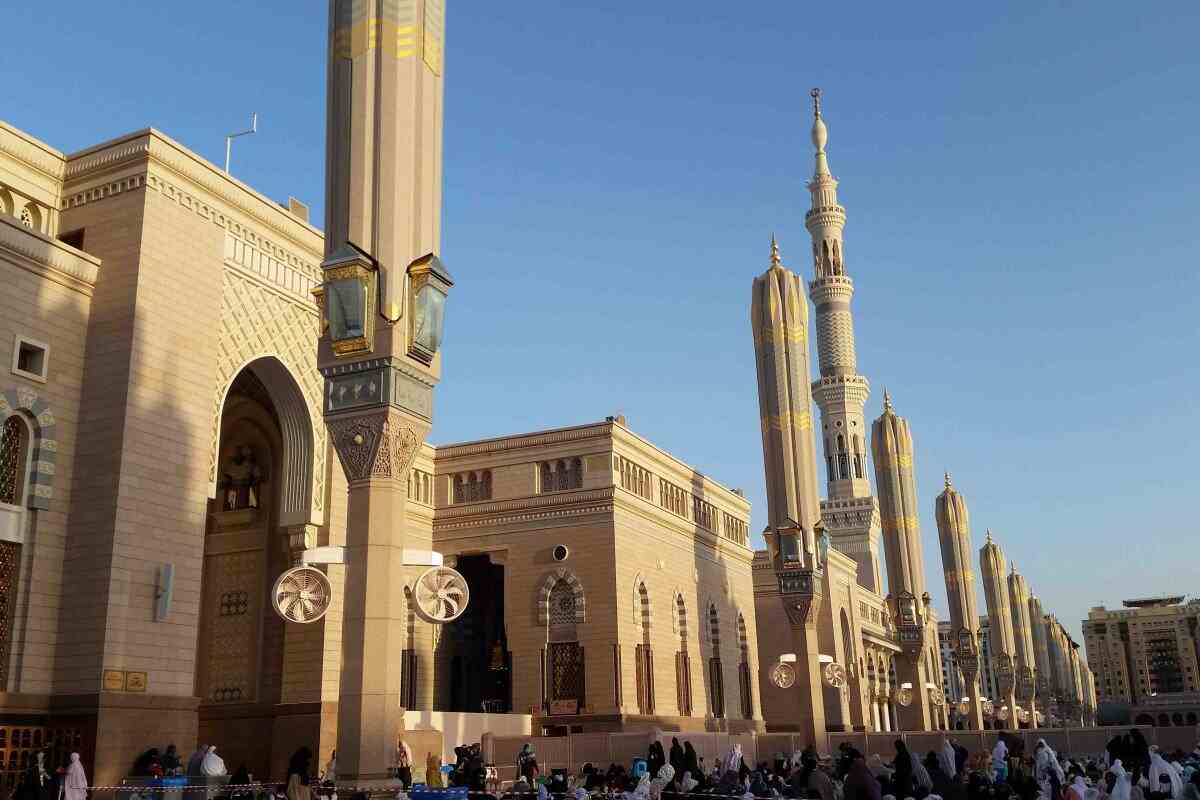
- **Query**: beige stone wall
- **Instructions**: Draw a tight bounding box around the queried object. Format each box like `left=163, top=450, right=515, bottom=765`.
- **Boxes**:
left=0, top=222, right=96, bottom=694
left=430, top=421, right=757, bottom=728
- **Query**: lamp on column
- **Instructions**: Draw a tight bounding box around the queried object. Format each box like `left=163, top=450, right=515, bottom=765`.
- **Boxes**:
left=318, top=243, right=378, bottom=357
left=406, top=254, right=454, bottom=364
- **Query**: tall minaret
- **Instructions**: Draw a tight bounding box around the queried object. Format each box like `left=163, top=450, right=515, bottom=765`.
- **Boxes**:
left=751, top=236, right=828, bottom=744
left=319, top=0, right=453, bottom=783
left=1007, top=567, right=1038, bottom=727
left=871, top=392, right=937, bottom=730
left=934, top=473, right=985, bottom=730
left=804, top=89, right=884, bottom=594
left=980, top=531, right=1018, bottom=727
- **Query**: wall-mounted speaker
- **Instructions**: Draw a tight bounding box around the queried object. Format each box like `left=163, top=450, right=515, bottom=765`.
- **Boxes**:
left=155, top=563, right=174, bottom=622
left=552, top=544, right=569, bottom=562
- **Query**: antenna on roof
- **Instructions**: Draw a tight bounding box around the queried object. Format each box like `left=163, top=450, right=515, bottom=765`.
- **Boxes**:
left=224, top=113, right=258, bottom=174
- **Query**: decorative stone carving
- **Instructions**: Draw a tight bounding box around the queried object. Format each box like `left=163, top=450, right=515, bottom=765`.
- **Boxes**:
left=328, top=413, right=422, bottom=482
left=328, top=415, right=385, bottom=481
left=211, top=269, right=325, bottom=521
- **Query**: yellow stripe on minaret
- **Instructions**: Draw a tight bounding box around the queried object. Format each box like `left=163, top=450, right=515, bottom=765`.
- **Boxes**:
left=759, top=410, right=813, bottom=434
left=334, top=19, right=419, bottom=60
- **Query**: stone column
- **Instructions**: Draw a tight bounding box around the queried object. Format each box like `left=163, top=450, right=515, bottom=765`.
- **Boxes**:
left=1007, top=568, right=1038, bottom=729
left=751, top=238, right=827, bottom=746
left=979, top=532, right=1017, bottom=728
left=319, top=0, right=451, bottom=783
left=329, top=411, right=424, bottom=781
left=935, top=475, right=985, bottom=730
left=871, top=394, right=935, bottom=731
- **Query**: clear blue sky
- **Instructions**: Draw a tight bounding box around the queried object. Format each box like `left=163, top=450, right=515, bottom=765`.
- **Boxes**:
left=7, top=2, right=1199, bottom=642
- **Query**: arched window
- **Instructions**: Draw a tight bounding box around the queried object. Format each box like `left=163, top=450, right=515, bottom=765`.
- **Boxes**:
left=824, top=438, right=834, bottom=484
left=737, top=613, right=753, bottom=719
left=837, top=434, right=849, bottom=480
left=708, top=604, right=724, bottom=718
left=0, top=414, right=32, bottom=691
left=832, top=241, right=842, bottom=275
left=635, top=582, right=654, bottom=714
left=852, top=435, right=864, bottom=479
left=0, top=416, right=29, bottom=507
left=540, top=459, right=582, bottom=493
left=675, top=594, right=692, bottom=715
left=821, top=241, right=831, bottom=276
left=545, top=578, right=584, bottom=713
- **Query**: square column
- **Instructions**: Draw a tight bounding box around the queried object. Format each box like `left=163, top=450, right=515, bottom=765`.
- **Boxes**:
left=328, top=409, right=427, bottom=781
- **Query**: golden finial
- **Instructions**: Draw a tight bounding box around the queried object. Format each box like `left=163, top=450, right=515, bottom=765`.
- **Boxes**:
left=883, top=389, right=893, bottom=412
left=770, top=233, right=782, bottom=267
left=944, top=471, right=952, bottom=490
left=810, top=87, right=822, bottom=120
left=985, top=528, right=993, bottom=544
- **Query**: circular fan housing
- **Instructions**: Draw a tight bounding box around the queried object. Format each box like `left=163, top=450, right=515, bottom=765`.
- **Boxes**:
left=982, top=698, right=995, bottom=717
left=1017, top=707, right=1031, bottom=723
left=894, top=686, right=913, bottom=707
left=996, top=705, right=1011, bottom=721
left=273, top=566, right=332, bottom=624
left=414, top=566, right=470, bottom=624
left=957, top=699, right=971, bottom=716
left=771, top=662, right=796, bottom=689
left=822, top=662, right=847, bottom=690
left=928, top=687, right=945, bottom=707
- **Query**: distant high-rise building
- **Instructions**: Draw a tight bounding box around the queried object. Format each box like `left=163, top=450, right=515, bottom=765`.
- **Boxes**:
left=1084, top=597, right=1200, bottom=728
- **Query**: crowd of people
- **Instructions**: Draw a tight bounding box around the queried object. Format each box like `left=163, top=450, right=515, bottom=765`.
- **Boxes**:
left=476, top=732, right=1200, bottom=800
left=23, top=730, right=1200, bottom=800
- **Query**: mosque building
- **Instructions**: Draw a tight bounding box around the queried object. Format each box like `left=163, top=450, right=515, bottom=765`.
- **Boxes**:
left=0, top=0, right=1098, bottom=787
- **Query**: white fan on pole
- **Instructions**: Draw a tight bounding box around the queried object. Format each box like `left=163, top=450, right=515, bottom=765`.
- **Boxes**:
left=771, top=662, right=796, bottom=689
left=413, top=566, right=470, bottom=623
left=273, top=566, right=332, bottom=623
left=822, top=662, right=847, bottom=691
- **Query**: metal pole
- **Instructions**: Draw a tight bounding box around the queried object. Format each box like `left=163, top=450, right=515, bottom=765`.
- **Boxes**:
left=224, top=113, right=258, bottom=174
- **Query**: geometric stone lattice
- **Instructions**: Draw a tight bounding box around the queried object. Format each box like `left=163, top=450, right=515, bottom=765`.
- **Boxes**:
left=202, top=550, right=261, bottom=703
left=210, top=268, right=325, bottom=521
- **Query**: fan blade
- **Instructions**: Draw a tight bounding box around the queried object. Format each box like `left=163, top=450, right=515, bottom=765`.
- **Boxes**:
left=442, top=597, right=460, bottom=617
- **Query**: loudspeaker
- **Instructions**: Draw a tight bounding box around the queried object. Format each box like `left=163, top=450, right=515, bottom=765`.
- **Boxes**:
left=552, top=544, right=569, bottom=562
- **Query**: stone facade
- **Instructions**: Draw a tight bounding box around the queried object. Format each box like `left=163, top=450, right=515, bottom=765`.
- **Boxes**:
left=1084, top=597, right=1198, bottom=727
left=0, top=119, right=760, bottom=786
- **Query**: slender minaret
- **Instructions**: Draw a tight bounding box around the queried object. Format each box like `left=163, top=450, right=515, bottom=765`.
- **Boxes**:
left=1007, top=566, right=1038, bottom=727
left=320, top=0, right=452, bottom=782
left=752, top=235, right=827, bottom=743
left=871, top=393, right=937, bottom=730
left=804, top=89, right=885, bottom=594
left=980, top=531, right=1018, bottom=726
left=935, top=473, right=985, bottom=729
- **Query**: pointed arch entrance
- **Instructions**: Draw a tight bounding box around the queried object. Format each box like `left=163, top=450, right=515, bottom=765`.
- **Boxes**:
left=196, top=356, right=320, bottom=776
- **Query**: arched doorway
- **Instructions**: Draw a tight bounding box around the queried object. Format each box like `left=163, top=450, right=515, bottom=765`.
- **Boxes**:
left=196, top=358, right=317, bottom=774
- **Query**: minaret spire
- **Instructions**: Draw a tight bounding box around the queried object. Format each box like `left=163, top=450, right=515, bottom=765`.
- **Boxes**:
left=810, top=88, right=832, bottom=179
left=806, top=90, right=882, bottom=594
left=770, top=233, right=782, bottom=268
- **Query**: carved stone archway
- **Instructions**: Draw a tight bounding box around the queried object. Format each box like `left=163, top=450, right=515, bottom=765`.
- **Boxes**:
left=212, top=356, right=318, bottom=528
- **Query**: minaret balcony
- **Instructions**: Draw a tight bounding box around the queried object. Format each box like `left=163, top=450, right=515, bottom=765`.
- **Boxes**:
left=811, top=374, right=870, bottom=407
left=809, top=276, right=854, bottom=303
left=805, top=203, right=845, bottom=221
